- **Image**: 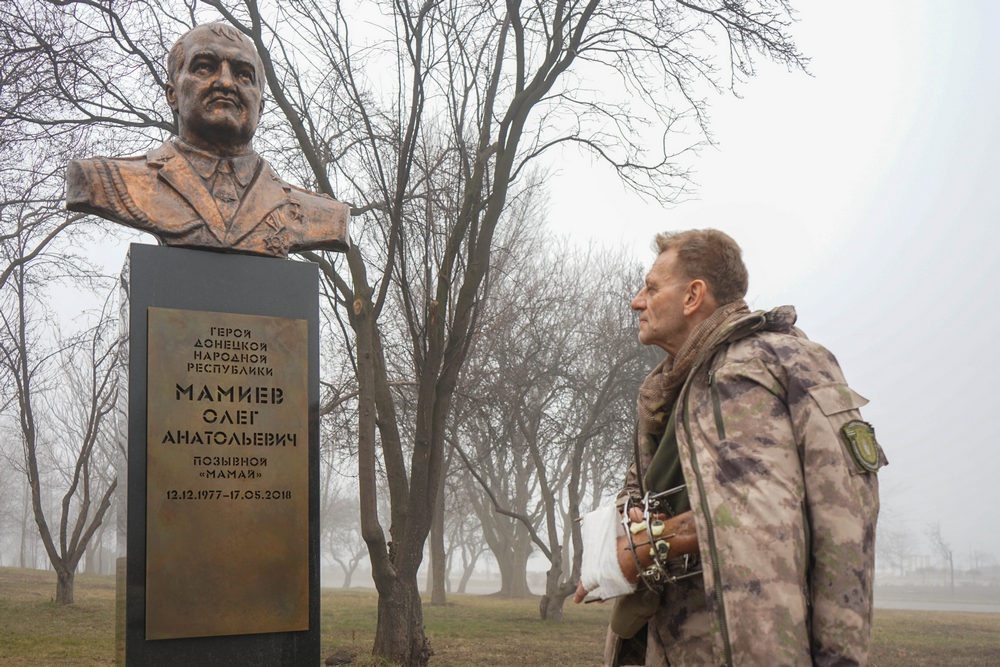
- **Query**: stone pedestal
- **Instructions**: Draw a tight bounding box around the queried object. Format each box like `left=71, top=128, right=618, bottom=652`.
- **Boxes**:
left=118, top=244, right=320, bottom=666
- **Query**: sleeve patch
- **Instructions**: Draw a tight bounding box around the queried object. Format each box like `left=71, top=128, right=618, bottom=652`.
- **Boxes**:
left=841, top=420, right=883, bottom=473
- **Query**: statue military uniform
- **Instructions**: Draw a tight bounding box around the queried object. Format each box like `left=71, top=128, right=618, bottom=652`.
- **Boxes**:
left=67, top=139, right=348, bottom=258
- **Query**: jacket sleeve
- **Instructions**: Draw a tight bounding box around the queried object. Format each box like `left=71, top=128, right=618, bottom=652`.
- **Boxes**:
left=66, top=159, right=104, bottom=214
left=786, top=344, right=885, bottom=666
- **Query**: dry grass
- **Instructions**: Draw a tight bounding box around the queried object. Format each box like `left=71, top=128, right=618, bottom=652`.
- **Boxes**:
left=870, top=608, right=1000, bottom=666
left=0, top=568, right=117, bottom=666
left=2, top=567, right=999, bottom=666
left=330, top=594, right=610, bottom=666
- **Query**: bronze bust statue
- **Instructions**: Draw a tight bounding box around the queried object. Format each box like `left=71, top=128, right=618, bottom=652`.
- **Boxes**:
left=66, top=23, right=349, bottom=258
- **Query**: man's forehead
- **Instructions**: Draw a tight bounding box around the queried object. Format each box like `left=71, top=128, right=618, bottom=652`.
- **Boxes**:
left=180, top=26, right=258, bottom=62
left=649, top=250, right=679, bottom=279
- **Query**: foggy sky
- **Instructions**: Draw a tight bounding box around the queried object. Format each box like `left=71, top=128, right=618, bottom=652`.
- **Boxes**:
left=547, top=1, right=1000, bottom=562
left=68, top=1, right=1000, bottom=565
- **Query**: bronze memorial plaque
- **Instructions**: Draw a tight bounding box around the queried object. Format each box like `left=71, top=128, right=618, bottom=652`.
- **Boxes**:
left=145, top=307, right=309, bottom=640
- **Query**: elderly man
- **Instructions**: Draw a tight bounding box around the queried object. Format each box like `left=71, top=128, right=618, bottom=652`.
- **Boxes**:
left=66, top=23, right=348, bottom=258
left=577, top=229, right=885, bottom=666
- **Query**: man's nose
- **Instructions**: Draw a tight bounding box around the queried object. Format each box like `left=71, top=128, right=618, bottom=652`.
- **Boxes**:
left=214, top=62, right=235, bottom=88
left=630, top=293, right=643, bottom=311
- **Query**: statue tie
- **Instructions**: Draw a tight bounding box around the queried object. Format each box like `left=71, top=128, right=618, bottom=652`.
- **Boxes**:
left=213, top=159, right=239, bottom=224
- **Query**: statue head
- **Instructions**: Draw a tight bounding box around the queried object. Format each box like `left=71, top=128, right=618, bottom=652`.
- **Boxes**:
left=165, top=23, right=266, bottom=156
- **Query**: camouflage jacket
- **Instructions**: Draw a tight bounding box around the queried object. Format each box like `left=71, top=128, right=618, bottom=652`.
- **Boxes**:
left=617, top=306, right=886, bottom=666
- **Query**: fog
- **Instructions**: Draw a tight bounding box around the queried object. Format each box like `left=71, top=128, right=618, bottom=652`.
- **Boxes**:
left=23, top=1, right=997, bottom=579
left=547, top=1, right=1000, bottom=562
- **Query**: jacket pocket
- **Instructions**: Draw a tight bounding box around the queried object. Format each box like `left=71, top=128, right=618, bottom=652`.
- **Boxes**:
left=807, top=382, right=868, bottom=415
left=806, top=382, right=887, bottom=474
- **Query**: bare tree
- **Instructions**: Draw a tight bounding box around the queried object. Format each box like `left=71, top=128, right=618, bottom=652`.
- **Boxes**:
left=50, top=322, right=122, bottom=580
left=0, top=258, right=121, bottom=603
left=444, top=206, right=548, bottom=599
left=928, top=523, right=955, bottom=596
left=323, top=494, right=369, bottom=589
left=0, top=456, right=21, bottom=565
left=875, top=522, right=912, bottom=578
left=0, top=1, right=148, bottom=290
left=454, top=430, right=540, bottom=596
left=454, top=241, right=651, bottom=619
left=319, top=439, right=370, bottom=589
left=0, top=50, right=121, bottom=590
left=302, top=1, right=801, bottom=651
left=2, top=0, right=804, bottom=659
left=441, top=473, right=490, bottom=595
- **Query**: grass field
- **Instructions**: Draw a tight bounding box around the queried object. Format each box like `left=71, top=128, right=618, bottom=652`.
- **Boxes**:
left=2, top=567, right=999, bottom=666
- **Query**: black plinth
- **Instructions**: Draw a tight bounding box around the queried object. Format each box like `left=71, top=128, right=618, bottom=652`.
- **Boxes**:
left=120, top=243, right=320, bottom=666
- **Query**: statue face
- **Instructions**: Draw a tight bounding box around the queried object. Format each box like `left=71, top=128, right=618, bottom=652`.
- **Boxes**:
left=166, top=26, right=264, bottom=155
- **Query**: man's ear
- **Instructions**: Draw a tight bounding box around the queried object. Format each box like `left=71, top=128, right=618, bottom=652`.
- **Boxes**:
left=682, top=279, right=710, bottom=316
left=165, top=82, right=178, bottom=112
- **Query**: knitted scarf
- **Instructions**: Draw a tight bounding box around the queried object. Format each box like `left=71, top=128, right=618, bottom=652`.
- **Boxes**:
left=636, top=299, right=750, bottom=445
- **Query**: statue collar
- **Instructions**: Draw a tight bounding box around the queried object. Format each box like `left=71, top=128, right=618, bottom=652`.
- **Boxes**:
left=170, top=139, right=260, bottom=187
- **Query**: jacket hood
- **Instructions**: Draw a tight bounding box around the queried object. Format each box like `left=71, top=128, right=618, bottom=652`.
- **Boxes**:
left=717, top=305, right=798, bottom=346
left=761, top=305, right=798, bottom=332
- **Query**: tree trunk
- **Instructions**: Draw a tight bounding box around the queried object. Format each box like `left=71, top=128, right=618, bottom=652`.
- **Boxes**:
left=497, top=556, right=531, bottom=597
left=374, top=575, right=432, bottom=666
left=429, top=482, right=447, bottom=605
left=85, top=523, right=105, bottom=575
left=55, top=566, right=75, bottom=605
left=19, top=489, right=30, bottom=569
left=495, top=530, right=532, bottom=597
left=948, top=552, right=955, bottom=596
left=539, top=565, right=572, bottom=622
left=457, top=550, right=479, bottom=594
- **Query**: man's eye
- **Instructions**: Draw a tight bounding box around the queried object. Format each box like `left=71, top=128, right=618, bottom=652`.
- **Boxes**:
left=192, top=62, right=213, bottom=75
